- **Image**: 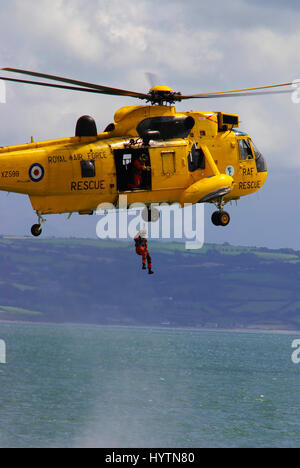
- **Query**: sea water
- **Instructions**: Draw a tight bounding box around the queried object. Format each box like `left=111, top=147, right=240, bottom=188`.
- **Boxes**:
left=0, top=322, right=299, bottom=448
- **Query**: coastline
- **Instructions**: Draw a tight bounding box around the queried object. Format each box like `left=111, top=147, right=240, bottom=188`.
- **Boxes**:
left=1, top=319, right=300, bottom=336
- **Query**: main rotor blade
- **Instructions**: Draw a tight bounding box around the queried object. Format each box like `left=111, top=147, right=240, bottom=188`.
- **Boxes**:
left=0, top=75, right=113, bottom=95
left=2, top=67, right=149, bottom=100
left=179, top=81, right=299, bottom=100
left=177, top=89, right=294, bottom=99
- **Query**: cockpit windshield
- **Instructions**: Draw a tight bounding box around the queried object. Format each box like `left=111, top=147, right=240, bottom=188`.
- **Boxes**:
left=251, top=140, right=267, bottom=172
left=251, top=141, right=262, bottom=160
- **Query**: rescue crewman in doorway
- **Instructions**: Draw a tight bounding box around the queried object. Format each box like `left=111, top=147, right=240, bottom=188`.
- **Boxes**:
left=134, top=231, right=154, bottom=274
left=129, top=153, right=149, bottom=189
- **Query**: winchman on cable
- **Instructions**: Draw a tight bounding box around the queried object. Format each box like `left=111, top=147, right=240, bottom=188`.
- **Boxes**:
left=134, top=230, right=154, bottom=275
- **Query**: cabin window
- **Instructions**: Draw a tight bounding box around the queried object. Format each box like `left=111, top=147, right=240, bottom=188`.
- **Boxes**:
left=239, top=138, right=254, bottom=160
left=81, top=160, right=96, bottom=178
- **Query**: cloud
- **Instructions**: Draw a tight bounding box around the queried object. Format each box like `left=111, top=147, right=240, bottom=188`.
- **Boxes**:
left=236, top=28, right=300, bottom=78
left=0, top=1, right=299, bottom=155
left=14, top=0, right=104, bottom=65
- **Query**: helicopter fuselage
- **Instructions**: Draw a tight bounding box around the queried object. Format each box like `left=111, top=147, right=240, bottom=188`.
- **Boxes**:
left=0, top=104, right=267, bottom=225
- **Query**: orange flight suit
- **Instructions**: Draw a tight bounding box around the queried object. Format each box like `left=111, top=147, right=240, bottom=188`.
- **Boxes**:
left=129, top=157, right=146, bottom=189
left=134, top=235, right=153, bottom=274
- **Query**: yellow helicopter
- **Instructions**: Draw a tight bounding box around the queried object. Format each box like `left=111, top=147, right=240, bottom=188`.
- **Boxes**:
left=0, top=67, right=294, bottom=236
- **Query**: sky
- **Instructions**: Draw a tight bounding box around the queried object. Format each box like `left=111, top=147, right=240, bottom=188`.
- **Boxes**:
left=0, top=0, right=300, bottom=249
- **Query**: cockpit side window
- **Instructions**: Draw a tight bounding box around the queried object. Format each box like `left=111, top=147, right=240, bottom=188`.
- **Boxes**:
left=239, top=138, right=254, bottom=160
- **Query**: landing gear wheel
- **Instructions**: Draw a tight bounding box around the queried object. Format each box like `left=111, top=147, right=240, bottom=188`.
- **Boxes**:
left=31, top=224, right=42, bottom=237
left=31, top=211, right=46, bottom=237
left=211, top=211, right=220, bottom=226
left=218, top=211, right=230, bottom=226
left=211, top=211, right=230, bottom=227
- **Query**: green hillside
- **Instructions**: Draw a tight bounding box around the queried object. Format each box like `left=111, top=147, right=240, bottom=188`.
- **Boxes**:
left=0, top=236, right=299, bottom=330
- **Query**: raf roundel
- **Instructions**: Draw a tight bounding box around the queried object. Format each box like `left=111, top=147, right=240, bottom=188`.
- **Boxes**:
left=29, top=163, right=44, bottom=182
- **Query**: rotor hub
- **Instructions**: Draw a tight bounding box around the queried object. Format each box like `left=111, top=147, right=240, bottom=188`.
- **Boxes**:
left=148, top=85, right=181, bottom=105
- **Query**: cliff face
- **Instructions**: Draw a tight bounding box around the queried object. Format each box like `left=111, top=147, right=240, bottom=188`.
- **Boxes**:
left=0, top=237, right=299, bottom=330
